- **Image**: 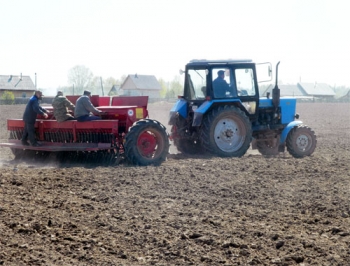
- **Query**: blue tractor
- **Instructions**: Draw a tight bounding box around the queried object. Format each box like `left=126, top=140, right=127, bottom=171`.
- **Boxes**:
left=169, top=59, right=317, bottom=158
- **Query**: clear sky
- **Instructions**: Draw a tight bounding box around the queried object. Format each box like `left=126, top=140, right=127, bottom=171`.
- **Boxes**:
left=1, top=0, right=349, bottom=94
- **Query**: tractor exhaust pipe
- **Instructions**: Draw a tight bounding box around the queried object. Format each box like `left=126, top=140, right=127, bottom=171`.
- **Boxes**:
left=272, top=61, right=280, bottom=109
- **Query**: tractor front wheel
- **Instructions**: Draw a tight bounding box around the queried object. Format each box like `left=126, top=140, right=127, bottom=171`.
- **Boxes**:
left=286, top=125, right=317, bottom=158
left=125, top=119, right=169, bottom=166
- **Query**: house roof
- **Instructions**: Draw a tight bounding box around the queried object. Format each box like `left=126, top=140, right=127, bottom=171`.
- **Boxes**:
left=263, top=84, right=304, bottom=97
left=298, top=82, right=335, bottom=96
left=335, top=88, right=350, bottom=99
left=109, top=85, right=120, bottom=92
left=279, top=84, right=305, bottom=96
left=107, top=85, right=120, bottom=94
left=120, top=74, right=161, bottom=90
left=0, top=75, right=35, bottom=91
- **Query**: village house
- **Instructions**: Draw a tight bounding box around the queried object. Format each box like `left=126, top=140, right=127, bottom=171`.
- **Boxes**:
left=119, top=74, right=161, bottom=99
left=262, top=82, right=335, bottom=101
left=0, top=74, right=36, bottom=98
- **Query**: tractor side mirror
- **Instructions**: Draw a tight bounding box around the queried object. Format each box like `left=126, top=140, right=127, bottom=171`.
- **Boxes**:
left=256, top=62, right=273, bottom=83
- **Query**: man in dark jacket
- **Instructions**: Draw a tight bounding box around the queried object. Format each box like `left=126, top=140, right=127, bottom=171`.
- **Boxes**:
left=21, top=90, right=49, bottom=146
left=213, top=70, right=230, bottom=98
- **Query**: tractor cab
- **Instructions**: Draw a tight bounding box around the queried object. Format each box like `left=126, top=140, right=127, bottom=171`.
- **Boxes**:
left=180, top=59, right=272, bottom=119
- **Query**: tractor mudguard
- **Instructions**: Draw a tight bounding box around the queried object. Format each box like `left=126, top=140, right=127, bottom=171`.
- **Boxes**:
left=169, top=99, right=187, bottom=125
left=192, top=101, right=212, bottom=126
left=280, top=121, right=303, bottom=144
left=192, top=99, right=241, bottom=127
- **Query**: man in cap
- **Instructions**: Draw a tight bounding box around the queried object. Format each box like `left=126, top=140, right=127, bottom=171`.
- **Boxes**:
left=74, top=90, right=105, bottom=122
left=21, top=90, right=49, bottom=146
left=52, top=91, right=76, bottom=122
left=213, top=70, right=230, bottom=98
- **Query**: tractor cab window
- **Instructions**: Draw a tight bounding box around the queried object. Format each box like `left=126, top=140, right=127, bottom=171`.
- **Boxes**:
left=235, top=68, right=256, bottom=96
left=212, top=68, right=236, bottom=98
left=185, top=69, right=207, bottom=100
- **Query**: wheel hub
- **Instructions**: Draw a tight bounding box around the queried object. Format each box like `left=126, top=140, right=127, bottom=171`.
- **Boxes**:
left=214, top=118, right=245, bottom=152
left=137, top=131, right=157, bottom=156
left=223, top=128, right=234, bottom=138
left=296, top=134, right=309, bottom=150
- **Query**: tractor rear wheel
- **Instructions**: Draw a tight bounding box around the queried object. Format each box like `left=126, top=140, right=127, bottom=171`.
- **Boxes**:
left=286, top=125, right=316, bottom=158
left=200, top=105, right=252, bottom=157
left=125, top=119, right=169, bottom=166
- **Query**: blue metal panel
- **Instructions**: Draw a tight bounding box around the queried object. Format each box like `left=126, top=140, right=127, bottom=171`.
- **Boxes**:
left=259, top=98, right=273, bottom=107
left=194, top=100, right=213, bottom=114
left=192, top=99, right=241, bottom=126
left=259, top=98, right=297, bottom=124
left=170, top=99, right=187, bottom=118
left=280, top=98, right=297, bottom=124
left=192, top=101, right=213, bottom=126
left=280, top=121, right=303, bottom=144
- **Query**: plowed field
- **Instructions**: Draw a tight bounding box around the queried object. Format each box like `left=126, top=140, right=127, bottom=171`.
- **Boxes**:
left=0, top=102, right=349, bottom=265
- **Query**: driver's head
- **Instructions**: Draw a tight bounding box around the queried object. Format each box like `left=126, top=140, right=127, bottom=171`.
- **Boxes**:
left=217, top=70, right=225, bottom=78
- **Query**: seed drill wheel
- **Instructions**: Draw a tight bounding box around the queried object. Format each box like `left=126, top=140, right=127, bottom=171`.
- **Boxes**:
left=286, top=125, right=317, bottom=158
left=200, top=105, right=252, bottom=157
left=125, top=119, right=169, bottom=166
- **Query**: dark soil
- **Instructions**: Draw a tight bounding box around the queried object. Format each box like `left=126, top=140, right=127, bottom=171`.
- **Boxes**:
left=0, top=102, right=349, bottom=265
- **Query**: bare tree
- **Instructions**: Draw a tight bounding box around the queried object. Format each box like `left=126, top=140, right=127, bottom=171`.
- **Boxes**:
left=166, top=75, right=183, bottom=99
left=68, top=65, right=93, bottom=95
left=103, top=77, right=117, bottom=94
left=158, top=78, right=168, bottom=98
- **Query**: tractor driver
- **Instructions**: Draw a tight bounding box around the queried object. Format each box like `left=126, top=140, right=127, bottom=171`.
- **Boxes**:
left=213, top=70, right=230, bottom=98
left=74, top=90, right=106, bottom=122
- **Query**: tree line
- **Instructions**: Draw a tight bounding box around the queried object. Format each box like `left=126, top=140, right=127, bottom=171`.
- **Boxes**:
left=57, top=65, right=183, bottom=98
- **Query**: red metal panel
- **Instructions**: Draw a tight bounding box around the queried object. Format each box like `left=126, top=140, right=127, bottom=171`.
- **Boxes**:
left=7, top=119, right=24, bottom=128
left=66, top=95, right=80, bottom=105
left=98, top=96, right=110, bottom=106
left=111, top=96, right=148, bottom=108
left=66, top=95, right=100, bottom=106
left=74, top=120, right=119, bottom=129
left=8, top=119, right=120, bottom=130
left=7, top=119, right=120, bottom=142
left=0, top=139, right=112, bottom=151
